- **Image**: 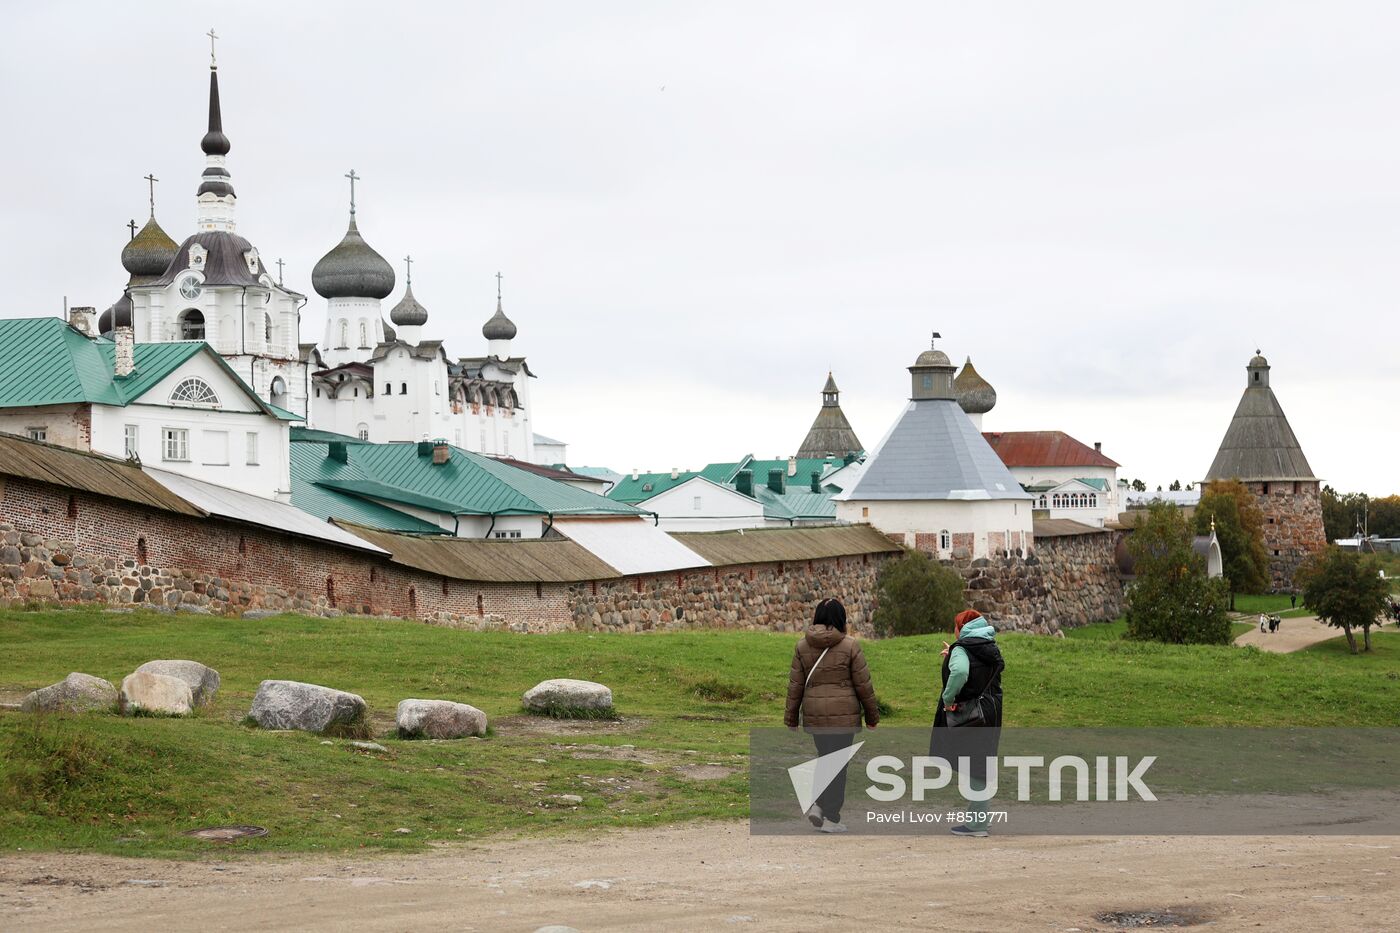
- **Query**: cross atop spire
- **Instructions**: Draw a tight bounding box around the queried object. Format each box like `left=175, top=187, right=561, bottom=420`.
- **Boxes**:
left=206, top=28, right=218, bottom=69
left=403, top=254, right=413, bottom=286
left=496, top=270, right=503, bottom=302
left=127, top=219, right=138, bottom=239
left=345, top=169, right=360, bottom=216
left=275, top=257, right=285, bottom=286
left=143, top=173, right=158, bottom=217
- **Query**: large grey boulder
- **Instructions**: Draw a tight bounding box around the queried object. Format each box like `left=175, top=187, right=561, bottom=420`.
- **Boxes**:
left=396, top=699, right=487, bottom=739
left=20, top=672, right=117, bottom=713
left=248, top=680, right=366, bottom=733
left=119, top=672, right=193, bottom=716
left=134, top=660, right=220, bottom=707
left=522, top=678, right=613, bottom=713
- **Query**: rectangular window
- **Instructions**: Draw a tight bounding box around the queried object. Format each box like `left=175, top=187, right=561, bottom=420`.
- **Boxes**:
left=245, top=431, right=259, bottom=465
left=202, top=430, right=229, bottom=465
left=162, top=428, right=189, bottom=462
left=693, top=496, right=702, bottom=511
left=25, top=426, right=46, bottom=442
left=503, top=433, right=510, bottom=456
left=123, top=424, right=139, bottom=458
left=493, top=530, right=522, bottom=539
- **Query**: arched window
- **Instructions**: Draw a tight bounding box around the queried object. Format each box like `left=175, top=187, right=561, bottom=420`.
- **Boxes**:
left=358, top=320, right=368, bottom=348
left=1038, top=495, right=1047, bottom=508
left=339, top=320, right=349, bottom=348
left=269, top=375, right=287, bottom=407
left=170, top=377, right=220, bottom=407
left=939, top=529, right=951, bottom=551
left=400, top=382, right=407, bottom=394
left=263, top=313, right=273, bottom=345
left=1089, top=494, right=1098, bottom=508
left=384, top=382, right=392, bottom=395
left=178, top=309, right=205, bottom=340
left=356, top=423, right=369, bottom=441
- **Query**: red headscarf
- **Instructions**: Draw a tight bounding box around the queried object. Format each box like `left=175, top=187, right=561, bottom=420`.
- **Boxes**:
left=954, top=609, right=982, bottom=636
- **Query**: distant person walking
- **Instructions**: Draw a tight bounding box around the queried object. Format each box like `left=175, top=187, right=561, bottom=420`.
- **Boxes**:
left=784, top=597, right=879, bottom=834
left=1260, top=613, right=1268, bottom=633
left=932, top=609, right=1004, bottom=838
left=1290, top=592, right=1298, bottom=610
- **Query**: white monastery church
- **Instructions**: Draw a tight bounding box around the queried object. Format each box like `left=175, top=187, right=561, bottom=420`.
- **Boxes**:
left=96, top=41, right=548, bottom=464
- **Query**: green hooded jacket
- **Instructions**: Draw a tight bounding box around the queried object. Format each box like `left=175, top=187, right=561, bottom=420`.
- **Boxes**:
left=941, top=617, right=997, bottom=707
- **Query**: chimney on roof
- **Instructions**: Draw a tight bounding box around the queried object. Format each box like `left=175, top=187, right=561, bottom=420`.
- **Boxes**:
left=417, top=439, right=433, bottom=457
left=810, top=471, right=821, bottom=494
left=787, top=456, right=797, bottom=477
left=69, top=306, right=97, bottom=337
left=735, top=469, right=754, bottom=497
left=328, top=441, right=349, bottom=463
left=1094, top=441, right=1102, bottom=452
left=631, top=468, right=639, bottom=481
left=670, top=467, right=679, bottom=480
left=114, top=326, right=135, bottom=377
left=768, top=468, right=786, bottom=495
left=432, top=439, right=450, bottom=465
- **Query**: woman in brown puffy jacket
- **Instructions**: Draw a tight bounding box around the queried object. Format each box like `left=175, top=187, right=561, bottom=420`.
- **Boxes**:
left=784, top=597, right=879, bottom=833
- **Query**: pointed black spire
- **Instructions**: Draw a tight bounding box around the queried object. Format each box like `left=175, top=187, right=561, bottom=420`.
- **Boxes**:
left=201, top=67, right=231, bottom=156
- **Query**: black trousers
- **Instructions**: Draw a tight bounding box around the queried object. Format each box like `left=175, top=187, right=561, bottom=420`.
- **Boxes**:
left=811, top=731, right=857, bottom=823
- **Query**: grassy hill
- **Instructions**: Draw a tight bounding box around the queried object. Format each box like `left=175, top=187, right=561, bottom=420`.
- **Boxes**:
left=2, top=609, right=1396, bottom=856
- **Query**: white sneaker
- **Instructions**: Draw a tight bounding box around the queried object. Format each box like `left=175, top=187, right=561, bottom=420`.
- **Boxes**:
left=818, top=820, right=848, bottom=833
left=805, top=803, right=824, bottom=828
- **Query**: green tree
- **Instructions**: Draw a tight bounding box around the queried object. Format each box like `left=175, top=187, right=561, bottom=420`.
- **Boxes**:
left=872, top=550, right=965, bottom=638
left=1131, top=479, right=1147, bottom=492
left=1295, top=547, right=1391, bottom=653
left=1195, top=479, right=1269, bottom=595
left=1125, top=503, right=1232, bottom=644
left=1169, top=480, right=1182, bottom=491
left=1321, top=486, right=1367, bottom=543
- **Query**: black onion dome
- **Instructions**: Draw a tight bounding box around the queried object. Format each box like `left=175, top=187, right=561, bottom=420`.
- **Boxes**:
left=100, top=293, right=133, bottom=335
left=201, top=69, right=231, bottom=156
left=121, top=217, right=179, bottom=277
left=389, top=284, right=428, bottom=326
left=311, top=217, right=396, bottom=299
left=482, top=297, right=517, bottom=340
left=954, top=356, right=997, bottom=415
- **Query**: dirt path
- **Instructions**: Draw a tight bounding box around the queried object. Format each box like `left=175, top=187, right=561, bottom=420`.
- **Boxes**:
left=2, top=823, right=1396, bottom=932
left=1234, top=615, right=1341, bottom=653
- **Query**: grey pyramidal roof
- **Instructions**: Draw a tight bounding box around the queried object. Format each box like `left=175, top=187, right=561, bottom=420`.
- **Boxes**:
left=1205, top=354, right=1317, bottom=481
left=843, top=398, right=1030, bottom=501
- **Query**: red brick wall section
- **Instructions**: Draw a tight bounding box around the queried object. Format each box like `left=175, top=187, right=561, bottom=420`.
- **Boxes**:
left=0, top=476, right=893, bottom=635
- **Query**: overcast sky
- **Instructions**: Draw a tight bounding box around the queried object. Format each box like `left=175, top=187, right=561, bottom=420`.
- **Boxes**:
left=4, top=2, right=1396, bottom=493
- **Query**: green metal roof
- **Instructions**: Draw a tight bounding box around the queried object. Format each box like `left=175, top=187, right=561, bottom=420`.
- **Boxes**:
left=289, top=444, right=444, bottom=533
left=606, top=469, right=702, bottom=504
left=291, top=426, right=370, bottom=444
left=753, top=485, right=837, bottom=522
left=0, top=317, right=296, bottom=420
left=292, top=439, right=645, bottom=521
left=1076, top=477, right=1110, bottom=491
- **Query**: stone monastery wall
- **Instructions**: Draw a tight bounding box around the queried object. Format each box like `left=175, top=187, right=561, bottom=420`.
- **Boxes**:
left=1, top=475, right=1119, bottom=636
left=0, top=475, right=890, bottom=634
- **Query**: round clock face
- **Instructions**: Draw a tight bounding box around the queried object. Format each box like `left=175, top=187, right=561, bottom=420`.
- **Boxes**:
left=179, top=277, right=202, bottom=301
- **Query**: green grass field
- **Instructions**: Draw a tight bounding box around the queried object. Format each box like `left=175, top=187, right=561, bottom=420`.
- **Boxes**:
left=1, top=609, right=1397, bottom=857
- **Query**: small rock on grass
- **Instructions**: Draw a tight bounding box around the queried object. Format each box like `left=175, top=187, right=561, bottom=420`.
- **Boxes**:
left=119, top=672, right=193, bottom=716
left=522, top=679, right=613, bottom=714
left=396, top=698, right=487, bottom=739
left=134, top=660, right=220, bottom=706
left=21, top=672, right=116, bottom=713
left=349, top=741, right=388, bottom=753
left=394, top=827, right=412, bottom=835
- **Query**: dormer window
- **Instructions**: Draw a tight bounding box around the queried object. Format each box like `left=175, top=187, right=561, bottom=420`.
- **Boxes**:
left=170, top=377, right=220, bottom=408
left=188, top=243, right=207, bottom=270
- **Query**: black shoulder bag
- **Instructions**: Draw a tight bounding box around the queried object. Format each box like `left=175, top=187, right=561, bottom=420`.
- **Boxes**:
left=945, top=657, right=1004, bottom=728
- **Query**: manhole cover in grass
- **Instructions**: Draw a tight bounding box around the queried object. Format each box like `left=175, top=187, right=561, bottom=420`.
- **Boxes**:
left=184, top=825, right=268, bottom=842
left=1095, top=908, right=1208, bottom=928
